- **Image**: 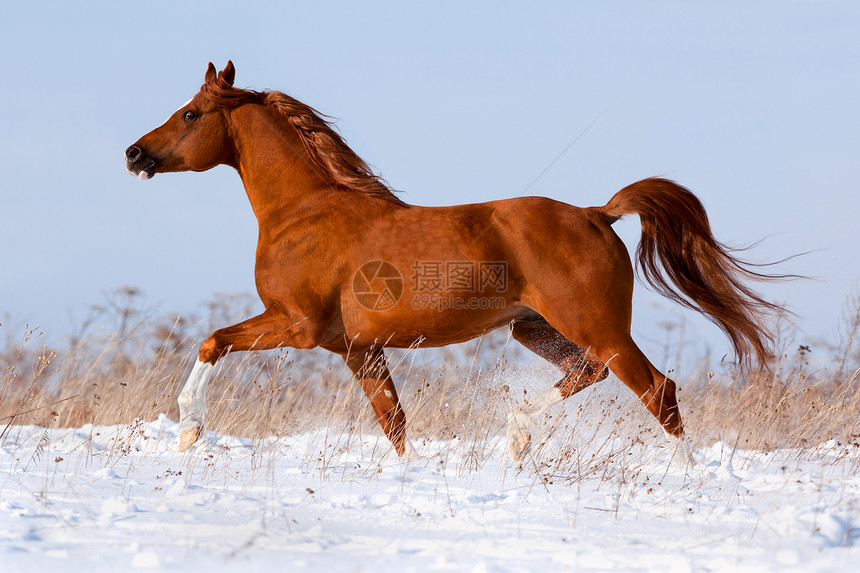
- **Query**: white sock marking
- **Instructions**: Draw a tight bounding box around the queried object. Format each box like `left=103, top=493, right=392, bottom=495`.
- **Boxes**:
left=663, top=429, right=696, bottom=467
left=178, top=360, right=213, bottom=430
left=508, top=386, right=564, bottom=443
left=402, top=438, right=419, bottom=461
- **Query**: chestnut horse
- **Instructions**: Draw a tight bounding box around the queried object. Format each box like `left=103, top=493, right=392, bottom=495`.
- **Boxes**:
left=126, top=61, right=784, bottom=464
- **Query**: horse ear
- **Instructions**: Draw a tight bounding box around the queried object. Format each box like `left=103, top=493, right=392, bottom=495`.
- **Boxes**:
left=205, top=62, right=217, bottom=83
left=219, top=60, right=236, bottom=86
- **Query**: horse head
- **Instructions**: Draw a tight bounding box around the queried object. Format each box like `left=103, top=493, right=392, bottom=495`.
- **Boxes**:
left=125, top=61, right=236, bottom=180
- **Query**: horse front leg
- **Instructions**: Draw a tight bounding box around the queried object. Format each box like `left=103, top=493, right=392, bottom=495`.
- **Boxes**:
left=343, top=348, right=418, bottom=460
left=177, top=305, right=320, bottom=451
left=177, top=360, right=214, bottom=451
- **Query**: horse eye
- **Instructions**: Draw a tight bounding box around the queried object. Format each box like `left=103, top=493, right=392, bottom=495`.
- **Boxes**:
left=183, top=110, right=198, bottom=122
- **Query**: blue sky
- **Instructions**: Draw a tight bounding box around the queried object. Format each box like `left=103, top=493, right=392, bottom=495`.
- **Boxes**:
left=2, top=1, right=859, bottom=372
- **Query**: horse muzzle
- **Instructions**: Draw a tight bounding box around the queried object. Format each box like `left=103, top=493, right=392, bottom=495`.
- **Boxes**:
left=125, top=145, right=157, bottom=180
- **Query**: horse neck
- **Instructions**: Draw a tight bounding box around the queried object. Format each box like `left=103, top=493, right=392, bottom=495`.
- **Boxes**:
left=225, top=104, right=344, bottom=225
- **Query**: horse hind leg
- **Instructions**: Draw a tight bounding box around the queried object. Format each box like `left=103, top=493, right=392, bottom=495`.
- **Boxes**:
left=344, top=348, right=418, bottom=460
left=588, top=336, right=695, bottom=466
left=507, top=319, right=609, bottom=461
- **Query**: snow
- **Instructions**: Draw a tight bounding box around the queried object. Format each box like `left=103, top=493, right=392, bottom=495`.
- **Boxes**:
left=1, top=416, right=858, bottom=572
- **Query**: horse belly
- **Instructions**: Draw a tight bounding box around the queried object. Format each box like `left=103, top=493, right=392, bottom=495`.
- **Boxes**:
left=344, top=304, right=531, bottom=349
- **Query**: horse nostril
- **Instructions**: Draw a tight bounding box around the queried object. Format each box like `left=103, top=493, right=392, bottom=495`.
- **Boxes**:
left=125, top=145, right=144, bottom=163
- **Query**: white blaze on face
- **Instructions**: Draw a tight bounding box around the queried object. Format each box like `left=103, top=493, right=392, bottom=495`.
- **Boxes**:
left=175, top=97, right=194, bottom=115
left=155, top=97, right=195, bottom=129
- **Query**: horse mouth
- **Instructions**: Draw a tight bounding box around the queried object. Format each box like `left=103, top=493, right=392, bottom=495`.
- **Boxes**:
left=127, top=158, right=157, bottom=180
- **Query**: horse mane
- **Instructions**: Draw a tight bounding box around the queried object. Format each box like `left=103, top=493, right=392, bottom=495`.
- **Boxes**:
left=201, top=77, right=408, bottom=207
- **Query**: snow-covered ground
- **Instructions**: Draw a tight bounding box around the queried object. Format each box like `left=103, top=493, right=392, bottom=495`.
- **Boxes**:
left=1, top=416, right=858, bottom=572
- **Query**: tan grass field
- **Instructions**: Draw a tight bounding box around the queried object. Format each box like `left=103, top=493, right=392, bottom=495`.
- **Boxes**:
left=3, top=287, right=859, bottom=476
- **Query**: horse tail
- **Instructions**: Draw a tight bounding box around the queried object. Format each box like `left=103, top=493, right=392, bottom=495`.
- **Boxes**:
left=597, top=177, right=787, bottom=367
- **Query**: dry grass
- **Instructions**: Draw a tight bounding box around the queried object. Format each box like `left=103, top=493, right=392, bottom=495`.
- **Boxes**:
left=2, top=286, right=860, bottom=478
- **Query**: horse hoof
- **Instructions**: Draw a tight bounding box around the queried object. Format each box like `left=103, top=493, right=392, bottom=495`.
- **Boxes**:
left=178, top=424, right=202, bottom=452
left=664, top=431, right=696, bottom=468
left=672, top=444, right=696, bottom=468
left=508, top=433, right=531, bottom=461
left=400, top=439, right=421, bottom=461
